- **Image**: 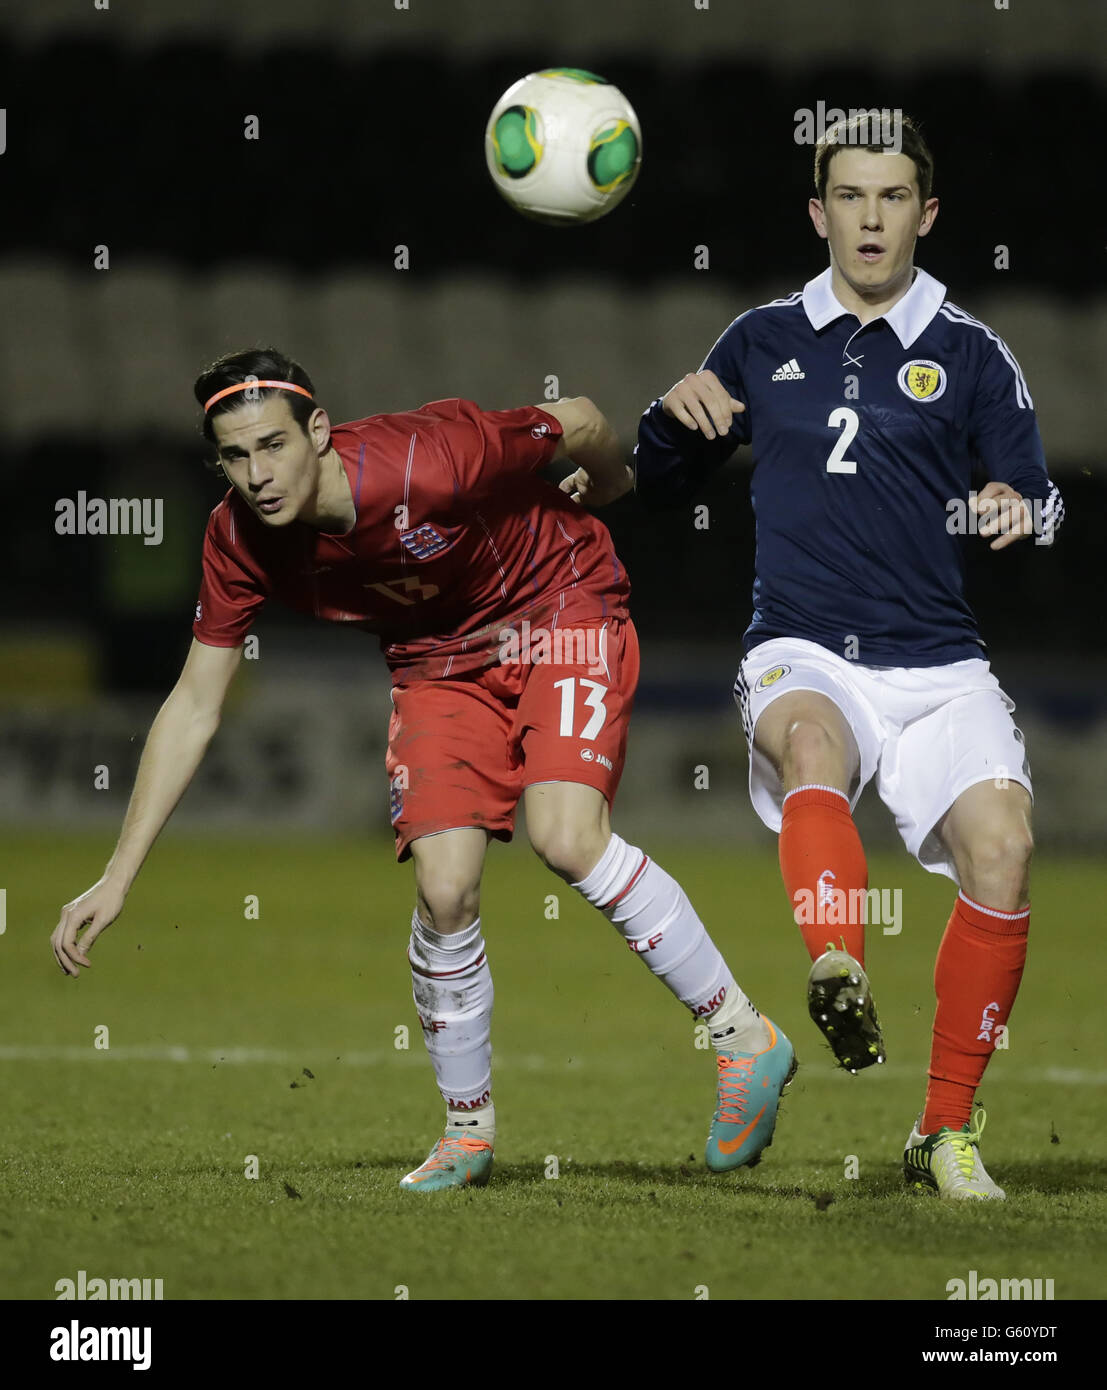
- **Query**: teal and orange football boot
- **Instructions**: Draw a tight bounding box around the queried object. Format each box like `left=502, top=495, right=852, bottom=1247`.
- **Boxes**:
left=399, top=1132, right=494, bottom=1192
left=705, top=1017, right=797, bottom=1172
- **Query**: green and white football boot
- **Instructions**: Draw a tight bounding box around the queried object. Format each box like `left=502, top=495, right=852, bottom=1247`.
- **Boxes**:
left=903, top=1108, right=1006, bottom=1201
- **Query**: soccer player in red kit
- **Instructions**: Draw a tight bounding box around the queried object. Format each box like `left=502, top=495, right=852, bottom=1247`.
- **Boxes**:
left=51, top=347, right=796, bottom=1191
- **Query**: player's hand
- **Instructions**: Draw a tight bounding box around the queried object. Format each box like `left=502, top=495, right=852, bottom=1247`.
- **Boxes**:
left=662, top=369, right=746, bottom=440
left=559, top=462, right=634, bottom=508
left=51, top=878, right=126, bottom=977
left=970, top=481, right=1035, bottom=551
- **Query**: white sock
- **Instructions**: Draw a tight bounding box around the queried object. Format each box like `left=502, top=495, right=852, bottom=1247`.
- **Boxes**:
left=573, top=834, right=765, bottom=1049
left=447, top=1100, right=496, bottom=1144
left=409, top=911, right=494, bottom=1120
left=704, top=983, right=769, bottom=1053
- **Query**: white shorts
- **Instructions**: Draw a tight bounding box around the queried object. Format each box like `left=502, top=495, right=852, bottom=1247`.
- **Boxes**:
left=733, top=637, right=1032, bottom=881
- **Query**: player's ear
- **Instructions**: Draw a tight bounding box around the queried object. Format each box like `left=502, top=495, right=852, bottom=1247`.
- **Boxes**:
left=916, top=196, right=939, bottom=238
left=808, top=197, right=828, bottom=239
left=308, top=406, right=332, bottom=451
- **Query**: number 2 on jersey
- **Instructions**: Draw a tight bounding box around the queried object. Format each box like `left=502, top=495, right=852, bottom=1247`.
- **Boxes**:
left=825, top=406, right=859, bottom=474
left=553, top=677, right=608, bottom=740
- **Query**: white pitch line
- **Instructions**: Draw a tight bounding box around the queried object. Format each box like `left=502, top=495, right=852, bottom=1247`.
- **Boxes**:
left=0, top=1044, right=1103, bottom=1085
left=0, top=1044, right=554, bottom=1071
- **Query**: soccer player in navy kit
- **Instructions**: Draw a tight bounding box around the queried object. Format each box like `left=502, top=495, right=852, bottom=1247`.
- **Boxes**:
left=636, top=113, right=1063, bottom=1199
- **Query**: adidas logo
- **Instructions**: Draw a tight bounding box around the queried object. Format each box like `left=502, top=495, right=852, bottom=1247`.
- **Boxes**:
left=772, top=358, right=805, bottom=381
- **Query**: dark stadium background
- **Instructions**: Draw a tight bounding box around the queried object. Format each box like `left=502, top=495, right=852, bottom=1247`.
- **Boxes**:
left=1, top=0, right=1103, bottom=852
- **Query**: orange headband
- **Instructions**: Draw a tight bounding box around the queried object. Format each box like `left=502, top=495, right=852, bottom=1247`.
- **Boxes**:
left=203, top=379, right=315, bottom=413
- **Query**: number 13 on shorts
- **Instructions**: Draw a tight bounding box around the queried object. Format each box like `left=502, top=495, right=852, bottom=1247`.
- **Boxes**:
left=554, top=676, right=608, bottom=739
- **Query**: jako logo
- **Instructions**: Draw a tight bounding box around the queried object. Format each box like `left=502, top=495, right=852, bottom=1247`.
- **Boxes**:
left=447, top=1089, right=491, bottom=1110
left=580, top=748, right=613, bottom=770
left=692, top=985, right=727, bottom=1018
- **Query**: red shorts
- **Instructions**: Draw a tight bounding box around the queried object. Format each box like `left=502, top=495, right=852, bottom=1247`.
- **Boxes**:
left=386, top=617, right=640, bottom=859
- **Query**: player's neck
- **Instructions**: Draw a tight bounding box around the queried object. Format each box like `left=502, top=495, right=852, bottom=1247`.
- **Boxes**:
left=829, top=263, right=916, bottom=326
left=302, top=447, right=356, bottom=535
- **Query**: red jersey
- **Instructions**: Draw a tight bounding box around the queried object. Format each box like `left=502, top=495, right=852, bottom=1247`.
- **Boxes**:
left=192, top=398, right=631, bottom=681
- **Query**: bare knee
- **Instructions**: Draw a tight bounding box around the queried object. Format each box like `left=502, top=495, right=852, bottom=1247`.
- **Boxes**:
left=754, top=692, right=855, bottom=793
left=409, top=828, right=488, bottom=934
left=415, top=878, right=481, bottom=934
left=531, top=822, right=609, bottom=884
left=958, top=826, right=1034, bottom=909
left=780, top=718, right=849, bottom=789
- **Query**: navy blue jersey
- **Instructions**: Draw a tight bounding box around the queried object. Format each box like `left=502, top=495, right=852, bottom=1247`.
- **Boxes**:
left=635, top=268, right=1064, bottom=667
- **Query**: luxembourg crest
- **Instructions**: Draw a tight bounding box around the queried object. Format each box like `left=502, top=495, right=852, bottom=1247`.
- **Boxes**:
left=897, top=359, right=947, bottom=402
left=399, top=523, right=449, bottom=558
left=389, top=773, right=405, bottom=824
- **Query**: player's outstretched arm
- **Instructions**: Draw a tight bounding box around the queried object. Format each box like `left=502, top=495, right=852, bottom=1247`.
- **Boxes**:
left=634, top=362, right=748, bottom=511
left=661, top=369, right=745, bottom=441
left=970, top=479, right=1064, bottom=551
left=969, top=481, right=1034, bottom=551
left=50, top=638, right=243, bottom=977
left=543, top=395, right=634, bottom=507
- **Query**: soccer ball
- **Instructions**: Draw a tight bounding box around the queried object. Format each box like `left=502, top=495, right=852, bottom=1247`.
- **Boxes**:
left=485, top=68, right=641, bottom=225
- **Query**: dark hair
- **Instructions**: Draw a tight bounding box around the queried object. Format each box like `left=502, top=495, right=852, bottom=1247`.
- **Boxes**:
left=814, top=111, right=934, bottom=205
left=194, top=347, right=318, bottom=467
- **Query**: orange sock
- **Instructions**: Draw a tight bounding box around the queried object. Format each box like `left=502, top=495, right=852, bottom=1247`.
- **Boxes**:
left=921, top=892, right=1029, bottom=1133
left=778, top=784, right=868, bottom=966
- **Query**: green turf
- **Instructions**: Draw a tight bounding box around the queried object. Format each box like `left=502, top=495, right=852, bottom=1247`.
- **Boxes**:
left=2, top=832, right=1103, bottom=1300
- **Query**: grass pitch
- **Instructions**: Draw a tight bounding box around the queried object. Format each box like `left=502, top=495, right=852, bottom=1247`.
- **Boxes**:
left=2, top=832, right=1104, bottom=1301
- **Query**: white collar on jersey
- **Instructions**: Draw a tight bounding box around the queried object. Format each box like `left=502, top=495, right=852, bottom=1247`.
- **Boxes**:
left=801, top=265, right=948, bottom=348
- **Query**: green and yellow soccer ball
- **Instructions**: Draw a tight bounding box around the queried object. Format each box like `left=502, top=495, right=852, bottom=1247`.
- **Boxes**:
left=485, top=68, right=642, bottom=225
